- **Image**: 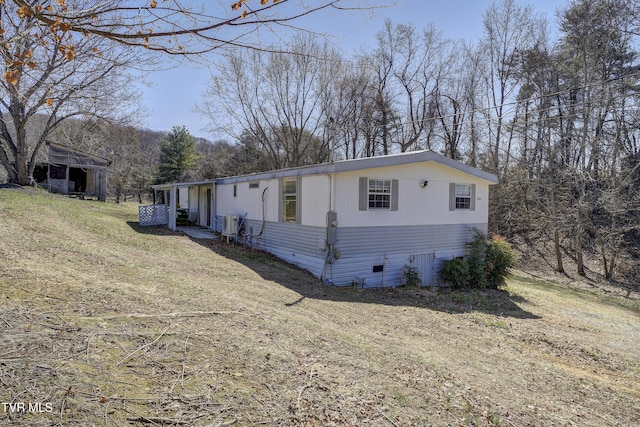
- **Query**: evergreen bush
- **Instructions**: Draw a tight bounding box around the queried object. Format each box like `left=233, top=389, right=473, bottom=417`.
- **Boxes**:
left=439, top=231, right=518, bottom=290
left=467, top=229, right=488, bottom=289
left=485, top=235, right=518, bottom=288
left=439, top=257, right=470, bottom=289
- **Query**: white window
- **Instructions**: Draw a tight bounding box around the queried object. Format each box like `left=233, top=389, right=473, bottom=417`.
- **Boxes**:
left=368, top=178, right=391, bottom=209
left=359, top=177, right=398, bottom=211
left=282, top=178, right=298, bottom=222
left=449, top=183, right=476, bottom=211
left=455, top=184, right=471, bottom=209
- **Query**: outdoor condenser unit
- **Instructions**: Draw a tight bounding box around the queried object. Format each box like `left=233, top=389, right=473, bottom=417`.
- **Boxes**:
left=222, top=214, right=239, bottom=237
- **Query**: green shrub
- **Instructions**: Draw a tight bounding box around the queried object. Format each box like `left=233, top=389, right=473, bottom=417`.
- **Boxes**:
left=439, top=231, right=518, bottom=290
left=485, top=235, right=518, bottom=288
left=439, top=257, right=470, bottom=289
left=467, top=229, right=488, bottom=288
left=402, top=264, right=421, bottom=288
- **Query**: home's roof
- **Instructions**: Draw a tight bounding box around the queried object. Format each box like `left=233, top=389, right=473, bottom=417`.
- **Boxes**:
left=216, top=150, right=498, bottom=185
left=152, top=150, right=498, bottom=190
left=152, top=179, right=215, bottom=191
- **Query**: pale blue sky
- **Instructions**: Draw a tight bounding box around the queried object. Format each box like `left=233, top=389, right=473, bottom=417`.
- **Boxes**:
left=138, top=0, right=567, bottom=139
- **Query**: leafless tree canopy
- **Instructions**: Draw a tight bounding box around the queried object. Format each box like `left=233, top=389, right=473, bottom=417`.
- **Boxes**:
left=0, top=0, right=363, bottom=186
left=200, top=34, right=340, bottom=169
left=0, top=0, right=145, bottom=185
left=5, top=0, right=350, bottom=56
left=201, top=0, right=640, bottom=285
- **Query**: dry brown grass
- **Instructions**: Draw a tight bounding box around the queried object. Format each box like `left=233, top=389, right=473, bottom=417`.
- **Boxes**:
left=0, top=187, right=638, bottom=426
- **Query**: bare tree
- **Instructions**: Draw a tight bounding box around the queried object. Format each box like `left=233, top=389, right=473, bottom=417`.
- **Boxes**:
left=319, top=56, right=378, bottom=160
left=368, top=54, right=396, bottom=156
left=555, top=0, right=640, bottom=278
left=459, top=43, right=486, bottom=167
left=483, top=0, right=640, bottom=281
left=0, top=0, right=363, bottom=185
left=479, top=0, right=542, bottom=175
left=432, top=40, right=472, bottom=160
left=0, top=1, right=142, bottom=185
left=101, top=124, right=147, bottom=203
left=372, top=20, right=449, bottom=153
left=201, top=34, right=344, bottom=169
left=5, top=0, right=350, bottom=58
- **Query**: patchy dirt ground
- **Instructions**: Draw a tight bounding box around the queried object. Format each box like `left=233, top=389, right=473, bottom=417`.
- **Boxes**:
left=1, top=188, right=639, bottom=426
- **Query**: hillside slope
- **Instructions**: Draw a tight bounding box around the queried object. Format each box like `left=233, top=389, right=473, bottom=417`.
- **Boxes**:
left=0, top=187, right=638, bottom=426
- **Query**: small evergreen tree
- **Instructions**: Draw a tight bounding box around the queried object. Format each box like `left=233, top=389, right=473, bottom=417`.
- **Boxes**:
left=467, top=229, right=488, bottom=288
left=440, top=231, right=518, bottom=289
left=439, top=258, right=471, bottom=289
left=155, top=126, right=198, bottom=184
left=486, top=235, right=518, bottom=288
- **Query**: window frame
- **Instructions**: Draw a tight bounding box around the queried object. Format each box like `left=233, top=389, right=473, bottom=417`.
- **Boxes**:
left=449, top=183, right=476, bottom=211
left=280, top=177, right=301, bottom=223
left=368, top=178, right=392, bottom=209
left=49, top=164, right=67, bottom=180
left=359, top=177, right=399, bottom=211
left=455, top=184, right=472, bottom=210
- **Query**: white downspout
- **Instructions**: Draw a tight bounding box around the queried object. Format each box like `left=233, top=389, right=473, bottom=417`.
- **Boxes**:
left=210, top=183, right=214, bottom=230
left=213, top=182, right=218, bottom=232
left=328, top=167, right=337, bottom=212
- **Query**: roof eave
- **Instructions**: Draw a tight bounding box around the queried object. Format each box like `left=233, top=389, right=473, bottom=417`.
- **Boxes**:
left=216, top=150, right=498, bottom=185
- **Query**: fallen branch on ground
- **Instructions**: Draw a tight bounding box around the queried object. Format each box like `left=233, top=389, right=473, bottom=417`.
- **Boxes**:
left=98, top=311, right=244, bottom=320
left=126, top=415, right=189, bottom=425
left=116, top=325, right=170, bottom=367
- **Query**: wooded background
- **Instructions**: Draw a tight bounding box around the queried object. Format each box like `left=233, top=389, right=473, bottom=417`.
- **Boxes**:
left=1, top=0, right=638, bottom=286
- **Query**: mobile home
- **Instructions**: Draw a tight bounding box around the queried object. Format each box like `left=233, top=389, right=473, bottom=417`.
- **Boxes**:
left=149, top=150, right=498, bottom=287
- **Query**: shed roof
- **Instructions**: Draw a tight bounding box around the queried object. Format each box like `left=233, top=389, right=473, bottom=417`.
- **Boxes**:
left=47, top=141, right=112, bottom=166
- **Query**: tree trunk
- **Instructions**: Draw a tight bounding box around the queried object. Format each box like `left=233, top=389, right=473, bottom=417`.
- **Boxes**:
left=576, top=241, right=586, bottom=276
left=15, top=146, right=29, bottom=186
left=381, top=108, right=389, bottom=156
left=554, top=229, right=564, bottom=273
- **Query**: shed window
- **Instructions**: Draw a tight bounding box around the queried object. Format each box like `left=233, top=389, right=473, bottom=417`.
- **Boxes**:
left=49, top=164, right=66, bottom=179
left=249, top=181, right=260, bottom=189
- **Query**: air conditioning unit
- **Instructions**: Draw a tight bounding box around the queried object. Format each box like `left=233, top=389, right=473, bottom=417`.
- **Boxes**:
left=222, top=214, right=239, bottom=237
